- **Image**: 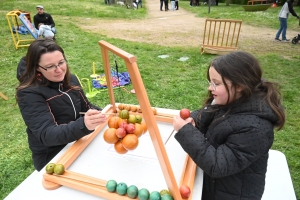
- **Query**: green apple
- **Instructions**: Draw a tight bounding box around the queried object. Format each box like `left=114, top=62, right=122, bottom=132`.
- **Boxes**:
left=45, top=163, right=56, bottom=174
left=160, top=189, right=170, bottom=196
left=53, top=164, right=65, bottom=175
left=135, top=115, right=142, bottom=123
left=119, top=110, right=129, bottom=119
left=127, top=114, right=136, bottom=124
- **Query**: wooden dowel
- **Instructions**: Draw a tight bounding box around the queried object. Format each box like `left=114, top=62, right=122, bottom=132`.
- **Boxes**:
left=164, top=129, right=176, bottom=145
left=79, top=112, right=114, bottom=115
left=156, top=113, right=174, bottom=118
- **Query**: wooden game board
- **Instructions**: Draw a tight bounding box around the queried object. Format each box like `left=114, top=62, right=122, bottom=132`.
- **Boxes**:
left=42, top=41, right=197, bottom=199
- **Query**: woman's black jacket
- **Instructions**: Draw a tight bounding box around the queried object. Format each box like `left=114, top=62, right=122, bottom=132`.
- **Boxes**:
left=17, top=59, right=101, bottom=171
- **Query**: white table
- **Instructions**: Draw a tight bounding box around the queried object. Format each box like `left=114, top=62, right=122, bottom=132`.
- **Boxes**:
left=5, top=106, right=204, bottom=200
left=262, top=150, right=296, bottom=200
left=5, top=106, right=296, bottom=200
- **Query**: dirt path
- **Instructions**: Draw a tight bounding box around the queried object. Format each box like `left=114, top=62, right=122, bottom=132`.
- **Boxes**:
left=77, top=1, right=299, bottom=56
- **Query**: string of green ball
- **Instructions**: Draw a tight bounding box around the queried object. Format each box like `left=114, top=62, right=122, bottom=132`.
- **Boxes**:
left=106, top=180, right=174, bottom=200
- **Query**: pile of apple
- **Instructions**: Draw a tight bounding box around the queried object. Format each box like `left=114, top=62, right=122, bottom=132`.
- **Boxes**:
left=103, top=109, right=147, bottom=154
left=117, top=104, right=157, bottom=115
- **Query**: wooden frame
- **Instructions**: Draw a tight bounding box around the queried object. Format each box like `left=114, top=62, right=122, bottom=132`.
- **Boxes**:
left=201, top=18, right=242, bottom=55
left=42, top=40, right=197, bottom=199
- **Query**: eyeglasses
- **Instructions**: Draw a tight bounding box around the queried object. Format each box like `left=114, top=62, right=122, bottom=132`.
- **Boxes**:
left=39, top=60, right=67, bottom=71
left=207, top=80, right=223, bottom=91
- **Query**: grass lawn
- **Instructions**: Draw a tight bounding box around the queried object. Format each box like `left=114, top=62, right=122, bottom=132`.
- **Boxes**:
left=0, top=0, right=299, bottom=199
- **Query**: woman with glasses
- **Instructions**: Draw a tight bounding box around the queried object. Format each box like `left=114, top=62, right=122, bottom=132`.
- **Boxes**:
left=173, top=51, right=285, bottom=200
left=16, top=39, right=107, bottom=171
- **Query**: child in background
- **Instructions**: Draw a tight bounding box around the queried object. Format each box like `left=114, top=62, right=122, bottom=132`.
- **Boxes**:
left=173, top=51, right=285, bottom=200
left=38, top=23, right=54, bottom=39
left=274, top=0, right=299, bottom=42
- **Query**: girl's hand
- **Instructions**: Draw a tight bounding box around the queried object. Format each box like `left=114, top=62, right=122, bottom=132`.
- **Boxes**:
left=173, top=115, right=194, bottom=131
left=84, top=109, right=107, bottom=131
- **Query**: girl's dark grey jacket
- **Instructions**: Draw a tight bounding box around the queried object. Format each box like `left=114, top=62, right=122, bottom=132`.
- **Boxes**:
left=17, top=65, right=100, bottom=171
left=175, top=93, right=278, bottom=200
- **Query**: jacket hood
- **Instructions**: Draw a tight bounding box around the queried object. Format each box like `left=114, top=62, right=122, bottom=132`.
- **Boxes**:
left=17, top=57, right=26, bottom=81
left=223, top=93, right=279, bottom=125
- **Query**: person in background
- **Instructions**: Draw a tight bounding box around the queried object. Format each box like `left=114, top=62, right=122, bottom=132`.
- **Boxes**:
left=137, top=0, right=142, bottom=8
left=170, top=0, right=175, bottom=11
left=160, top=0, right=164, bottom=10
left=274, top=0, right=299, bottom=42
left=164, top=0, right=169, bottom=11
left=16, top=39, right=107, bottom=171
left=173, top=51, right=285, bottom=200
left=38, top=23, right=54, bottom=39
left=175, top=0, right=179, bottom=10
left=34, top=5, right=56, bottom=34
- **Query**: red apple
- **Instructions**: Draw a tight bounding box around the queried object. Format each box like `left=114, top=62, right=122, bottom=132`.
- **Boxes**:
left=119, top=121, right=128, bottom=129
left=125, top=123, right=135, bottom=134
left=179, top=185, right=191, bottom=199
left=180, top=108, right=191, bottom=120
left=116, top=127, right=126, bottom=138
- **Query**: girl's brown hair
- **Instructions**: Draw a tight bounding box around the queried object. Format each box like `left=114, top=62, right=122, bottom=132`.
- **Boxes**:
left=205, top=51, right=285, bottom=130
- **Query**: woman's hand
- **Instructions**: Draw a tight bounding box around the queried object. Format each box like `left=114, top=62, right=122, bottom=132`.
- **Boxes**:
left=173, top=115, right=194, bottom=131
left=84, top=109, right=107, bottom=131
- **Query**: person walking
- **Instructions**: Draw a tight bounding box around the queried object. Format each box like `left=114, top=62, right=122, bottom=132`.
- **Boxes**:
left=173, top=51, right=285, bottom=200
left=274, top=0, right=299, bottom=42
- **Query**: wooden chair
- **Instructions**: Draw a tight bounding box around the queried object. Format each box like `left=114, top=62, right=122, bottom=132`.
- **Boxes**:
left=201, top=18, right=242, bottom=55
left=0, top=92, right=8, bottom=100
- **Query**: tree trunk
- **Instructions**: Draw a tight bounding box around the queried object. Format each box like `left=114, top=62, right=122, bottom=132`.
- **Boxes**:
left=226, top=0, right=230, bottom=5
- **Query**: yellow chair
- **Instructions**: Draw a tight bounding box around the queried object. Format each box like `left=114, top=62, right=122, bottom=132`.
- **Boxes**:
left=6, top=10, right=35, bottom=49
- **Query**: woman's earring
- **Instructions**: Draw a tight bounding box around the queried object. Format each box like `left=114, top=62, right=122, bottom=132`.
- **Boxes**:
left=36, top=72, right=44, bottom=81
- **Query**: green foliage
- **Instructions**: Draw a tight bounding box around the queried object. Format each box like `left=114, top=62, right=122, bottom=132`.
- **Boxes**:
left=0, top=1, right=300, bottom=200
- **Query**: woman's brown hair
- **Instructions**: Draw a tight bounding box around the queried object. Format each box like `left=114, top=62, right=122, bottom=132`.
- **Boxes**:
left=16, top=39, right=79, bottom=95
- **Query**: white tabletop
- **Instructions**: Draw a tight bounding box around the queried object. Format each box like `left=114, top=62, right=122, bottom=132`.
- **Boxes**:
left=5, top=106, right=203, bottom=200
